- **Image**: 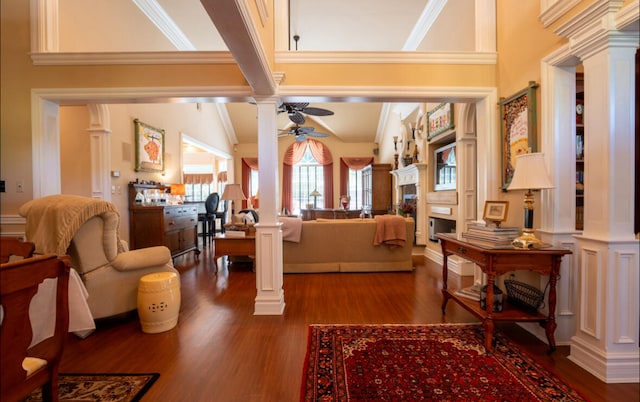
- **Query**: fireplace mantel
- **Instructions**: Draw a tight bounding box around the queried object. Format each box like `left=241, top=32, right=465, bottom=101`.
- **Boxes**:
left=391, top=163, right=427, bottom=244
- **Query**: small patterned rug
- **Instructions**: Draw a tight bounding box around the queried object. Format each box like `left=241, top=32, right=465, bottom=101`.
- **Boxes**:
left=25, top=373, right=159, bottom=402
left=301, top=323, right=586, bottom=401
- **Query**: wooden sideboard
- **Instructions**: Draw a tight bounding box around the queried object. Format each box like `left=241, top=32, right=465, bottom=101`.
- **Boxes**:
left=437, top=233, right=571, bottom=354
left=128, top=183, right=200, bottom=259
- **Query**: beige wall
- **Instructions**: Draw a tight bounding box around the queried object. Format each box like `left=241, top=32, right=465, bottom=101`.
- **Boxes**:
left=494, top=0, right=578, bottom=229
left=0, top=0, right=609, bottom=236
left=55, top=102, right=232, bottom=242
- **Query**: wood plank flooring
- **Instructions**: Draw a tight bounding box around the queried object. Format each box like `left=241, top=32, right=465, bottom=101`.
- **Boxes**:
left=59, top=245, right=638, bottom=401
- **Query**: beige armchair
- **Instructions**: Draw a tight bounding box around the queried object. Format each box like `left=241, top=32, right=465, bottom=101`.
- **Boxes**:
left=19, top=195, right=178, bottom=320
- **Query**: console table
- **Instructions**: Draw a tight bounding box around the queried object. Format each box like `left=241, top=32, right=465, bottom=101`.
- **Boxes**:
left=213, top=235, right=255, bottom=272
left=437, top=233, right=571, bottom=354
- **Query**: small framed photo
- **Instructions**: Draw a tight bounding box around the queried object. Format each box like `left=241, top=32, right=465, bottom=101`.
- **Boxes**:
left=483, top=201, right=509, bottom=224
left=134, top=119, right=165, bottom=173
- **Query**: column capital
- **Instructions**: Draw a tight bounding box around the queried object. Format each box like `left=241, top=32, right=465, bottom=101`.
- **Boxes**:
left=555, top=0, right=638, bottom=60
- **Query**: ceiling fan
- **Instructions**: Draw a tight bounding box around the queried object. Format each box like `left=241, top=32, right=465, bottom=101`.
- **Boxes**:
left=278, top=102, right=334, bottom=124
left=278, top=125, right=329, bottom=142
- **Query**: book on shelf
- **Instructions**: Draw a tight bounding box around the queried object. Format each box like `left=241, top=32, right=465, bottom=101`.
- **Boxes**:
left=224, top=230, right=246, bottom=238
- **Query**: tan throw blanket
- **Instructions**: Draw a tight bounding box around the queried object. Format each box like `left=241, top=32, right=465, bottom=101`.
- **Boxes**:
left=373, top=215, right=407, bottom=248
left=19, top=194, right=121, bottom=256
left=279, top=216, right=303, bottom=243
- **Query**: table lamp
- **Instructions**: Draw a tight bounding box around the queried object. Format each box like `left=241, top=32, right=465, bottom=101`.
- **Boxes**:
left=309, top=190, right=321, bottom=209
left=507, top=153, right=554, bottom=248
left=170, top=184, right=186, bottom=204
left=221, top=183, right=246, bottom=215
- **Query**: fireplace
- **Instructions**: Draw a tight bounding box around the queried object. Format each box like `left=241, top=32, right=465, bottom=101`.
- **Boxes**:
left=391, top=163, right=427, bottom=245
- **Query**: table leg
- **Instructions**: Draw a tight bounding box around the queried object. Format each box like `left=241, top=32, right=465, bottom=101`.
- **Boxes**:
left=482, top=318, right=495, bottom=353
left=483, top=274, right=496, bottom=353
left=544, top=261, right=560, bottom=353
left=441, top=252, right=450, bottom=314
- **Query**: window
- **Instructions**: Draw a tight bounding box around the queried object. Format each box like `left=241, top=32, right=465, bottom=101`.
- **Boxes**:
left=183, top=164, right=214, bottom=202
left=291, top=146, right=324, bottom=214
left=347, top=167, right=366, bottom=210
left=249, top=168, right=259, bottom=198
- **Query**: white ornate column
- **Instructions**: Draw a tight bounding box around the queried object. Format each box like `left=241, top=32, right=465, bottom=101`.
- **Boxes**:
left=253, top=96, right=285, bottom=315
left=556, top=1, right=639, bottom=383
left=86, top=104, right=111, bottom=201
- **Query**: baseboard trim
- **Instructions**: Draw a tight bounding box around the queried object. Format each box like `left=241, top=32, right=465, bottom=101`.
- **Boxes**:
left=568, top=335, right=640, bottom=383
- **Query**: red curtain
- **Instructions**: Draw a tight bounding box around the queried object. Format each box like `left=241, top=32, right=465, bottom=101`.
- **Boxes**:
left=241, top=158, right=258, bottom=209
left=339, top=157, right=373, bottom=197
left=282, top=139, right=333, bottom=211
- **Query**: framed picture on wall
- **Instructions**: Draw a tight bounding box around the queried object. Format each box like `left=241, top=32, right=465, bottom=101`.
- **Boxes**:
left=134, top=118, right=165, bottom=173
left=499, top=81, right=539, bottom=189
left=427, top=103, right=454, bottom=140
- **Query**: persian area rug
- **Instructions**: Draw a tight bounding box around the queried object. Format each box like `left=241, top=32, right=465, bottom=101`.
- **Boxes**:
left=301, top=324, right=586, bottom=402
left=25, top=373, right=159, bottom=402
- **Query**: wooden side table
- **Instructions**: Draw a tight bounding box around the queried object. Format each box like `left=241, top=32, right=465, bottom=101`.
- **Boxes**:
left=213, top=235, right=256, bottom=272
left=437, top=233, right=571, bottom=354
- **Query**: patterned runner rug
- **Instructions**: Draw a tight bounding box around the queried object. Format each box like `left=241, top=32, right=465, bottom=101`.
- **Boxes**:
left=25, top=373, right=159, bottom=402
left=301, top=323, right=586, bottom=401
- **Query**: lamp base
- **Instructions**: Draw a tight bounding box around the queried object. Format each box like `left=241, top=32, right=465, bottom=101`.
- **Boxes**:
left=511, top=231, right=543, bottom=249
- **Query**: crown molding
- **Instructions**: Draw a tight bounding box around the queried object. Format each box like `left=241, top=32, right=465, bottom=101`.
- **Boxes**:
left=403, top=0, right=447, bottom=50
left=132, top=0, right=195, bottom=50
left=32, top=86, right=254, bottom=105
left=30, top=51, right=236, bottom=65
left=254, top=0, right=269, bottom=27
left=275, top=51, right=497, bottom=65
left=277, top=86, right=496, bottom=103
left=615, top=0, right=640, bottom=31
left=554, top=0, right=638, bottom=60
left=540, top=0, right=583, bottom=28
left=555, top=0, right=624, bottom=38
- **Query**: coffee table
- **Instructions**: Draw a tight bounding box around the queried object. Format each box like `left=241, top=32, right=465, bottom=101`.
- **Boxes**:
left=213, top=234, right=256, bottom=271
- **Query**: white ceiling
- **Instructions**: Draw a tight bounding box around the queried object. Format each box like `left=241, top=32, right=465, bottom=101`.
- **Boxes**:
left=57, top=0, right=476, bottom=144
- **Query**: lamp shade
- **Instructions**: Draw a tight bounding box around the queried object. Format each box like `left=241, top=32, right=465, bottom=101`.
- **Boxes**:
left=221, top=183, right=247, bottom=201
left=170, top=184, right=186, bottom=196
left=309, top=190, right=321, bottom=197
left=508, top=153, right=554, bottom=190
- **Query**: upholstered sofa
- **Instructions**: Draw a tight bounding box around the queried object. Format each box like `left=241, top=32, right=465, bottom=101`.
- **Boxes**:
left=282, top=217, right=414, bottom=273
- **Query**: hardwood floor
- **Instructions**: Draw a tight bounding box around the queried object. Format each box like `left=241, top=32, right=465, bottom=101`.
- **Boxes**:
left=60, top=245, right=637, bottom=401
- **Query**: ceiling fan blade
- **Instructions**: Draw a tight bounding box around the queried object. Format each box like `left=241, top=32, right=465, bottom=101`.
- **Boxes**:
left=289, top=111, right=306, bottom=124
left=297, top=127, right=314, bottom=134
left=306, top=132, right=329, bottom=138
left=287, top=102, right=309, bottom=110
left=301, top=107, right=334, bottom=116
left=295, top=134, right=306, bottom=142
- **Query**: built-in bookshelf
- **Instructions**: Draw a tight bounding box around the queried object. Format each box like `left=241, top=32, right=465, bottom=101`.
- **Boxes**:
left=576, top=72, right=584, bottom=231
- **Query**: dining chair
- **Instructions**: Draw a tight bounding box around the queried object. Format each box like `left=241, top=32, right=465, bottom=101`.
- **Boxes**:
left=0, top=237, right=35, bottom=263
left=1, top=253, right=71, bottom=402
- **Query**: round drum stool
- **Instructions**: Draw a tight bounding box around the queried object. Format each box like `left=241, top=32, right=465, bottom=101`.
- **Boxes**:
left=137, top=272, right=181, bottom=333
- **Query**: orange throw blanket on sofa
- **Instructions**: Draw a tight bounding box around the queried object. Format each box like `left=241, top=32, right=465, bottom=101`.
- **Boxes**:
left=373, top=215, right=407, bottom=248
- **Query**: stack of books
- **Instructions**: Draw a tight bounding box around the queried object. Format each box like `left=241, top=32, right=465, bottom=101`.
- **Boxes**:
left=461, top=222, right=519, bottom=247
